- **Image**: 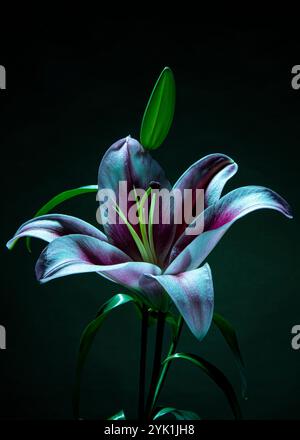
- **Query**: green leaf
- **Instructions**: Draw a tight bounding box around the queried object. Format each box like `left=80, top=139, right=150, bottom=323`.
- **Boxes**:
left=154, top=407, right=201, bottom=420
left=73, top=293, right=140, bottom=420
left=140, top=66, right=176, bottom=150
left=163, top=352, right=242, bottom=420
left=24, top=185, right=98, bottom=252
left=213, top=312, right=248, bottom=399
left=108, top=410, right=126, bottom=420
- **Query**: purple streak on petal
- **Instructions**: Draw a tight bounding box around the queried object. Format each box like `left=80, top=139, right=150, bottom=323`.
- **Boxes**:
left=145, top=264, right=214, bottom=341
left=98, top=136, right=171, bottom=260
left=152, top=194, right=176, bottom=267
left=172, top=154, right=236, bottom=241
left=173, top=154, right=235, bottom=194
left=167, top=185, right=293, bottom=273
left=205, top=185, right=293, bottom=229
left=35, top=234, right=161, bottom=291
left=6, top=214, right=107, bottom=250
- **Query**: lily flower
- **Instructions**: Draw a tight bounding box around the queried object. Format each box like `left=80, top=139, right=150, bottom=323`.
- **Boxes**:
left=7, top=136, right=292, bottom=341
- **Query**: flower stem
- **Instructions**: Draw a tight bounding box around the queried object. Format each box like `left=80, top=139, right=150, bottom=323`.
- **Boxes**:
left=138, top=305, right=149, bottom=421
left=145, top=311, right=166, bottom=419
left=148, top=316, right=183, bottom=417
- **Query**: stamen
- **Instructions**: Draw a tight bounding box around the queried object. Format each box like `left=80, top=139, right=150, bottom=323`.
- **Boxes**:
left=148, top=192, right=157, bottom=264
left=110, top=188, right=159, bottom=265
left=134, top=187, right=157, bottom=264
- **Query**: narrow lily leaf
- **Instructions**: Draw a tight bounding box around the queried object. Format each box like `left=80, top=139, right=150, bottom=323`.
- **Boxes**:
left=154, top=407, right=201, bottom=420
left=164, top=353, right=242, bottom=420
left=108, top=410, right=126, bottom=420
left=213, top=312, right=247, bottom=399
left=140, top=67, right=176, bottom=150
left=73, top=293, right=140, bottom=420
left=25, top=185, right=98, bottom=252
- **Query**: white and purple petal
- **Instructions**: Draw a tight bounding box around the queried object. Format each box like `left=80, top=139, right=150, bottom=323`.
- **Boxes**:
left=167, top=185, right=293, bottom=273
left=35, top=234, right=161, bottom=292
left=98, top=136, right=172, bottom=260
left=142, top=264, right=214, bottom=341
left=98, top=136, right=171, bottom=194
left=172, top=154, right=237, bottom=240
left=6, top=214, right=107, bottom=250
left=173, top=153, right=236, bottom=196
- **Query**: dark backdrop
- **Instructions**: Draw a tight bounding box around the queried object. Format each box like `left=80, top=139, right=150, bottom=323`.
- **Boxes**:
left=0, top=20, right=299, bottom=420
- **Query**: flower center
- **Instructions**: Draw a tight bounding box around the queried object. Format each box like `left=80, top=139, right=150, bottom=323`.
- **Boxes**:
left=113, top=187, right=158, bottom=265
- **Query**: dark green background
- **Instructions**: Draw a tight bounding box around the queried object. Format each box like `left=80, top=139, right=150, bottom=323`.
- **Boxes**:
left=0, top=21, right=299, bottom=419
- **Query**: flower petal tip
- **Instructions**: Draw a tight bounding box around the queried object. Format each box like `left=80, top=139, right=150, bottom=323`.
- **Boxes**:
left=6, top=240, right=12, bottom=250
left=6, top=237, right=19, bottom=251
left=202, top=262, right=212, bottom=277
left=284, top=205, right=293, bottom=219
left=277, top=198, right=293, bottom=219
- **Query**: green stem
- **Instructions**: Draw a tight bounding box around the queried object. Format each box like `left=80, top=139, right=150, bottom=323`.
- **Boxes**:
left=149, top=316, right=183, bottom=416
left=138, top=306, right=148, bottom=421
left=145, top=311, right=166, bottom=419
